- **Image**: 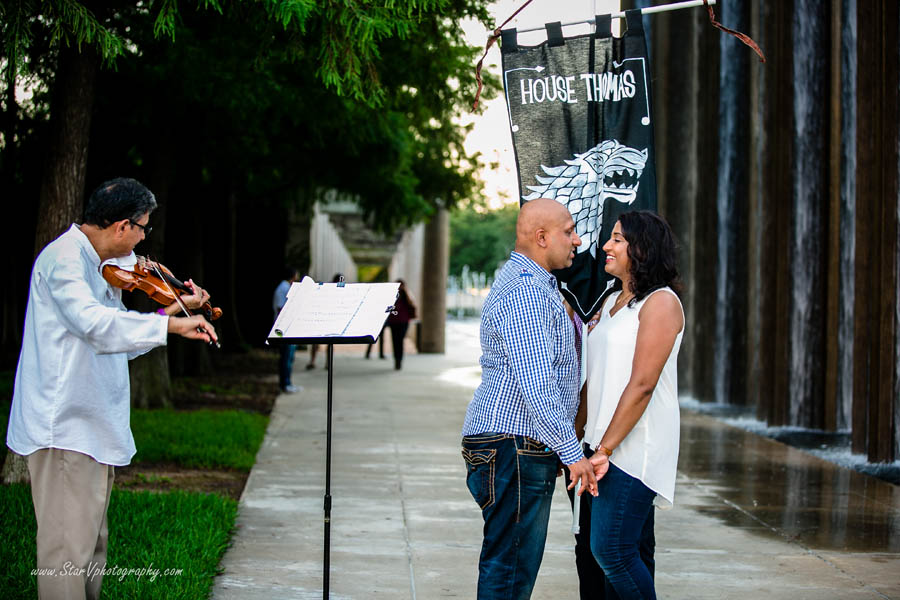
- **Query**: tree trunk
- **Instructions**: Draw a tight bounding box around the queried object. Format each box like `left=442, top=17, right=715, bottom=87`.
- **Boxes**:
left=2, top=53, right=22, bottom=353
left=33, top=44, right=100, bottom=254
left=4, top=44, right=101, bottom=484
left=0, top=451, right=29, bottom=485
left=129, top=347, right=173, bottom=409
left=127, top=124, right=177, bottom=408
left=224, top=190, right=245, bottom=347
left=166, top=176, right=213, bottom=377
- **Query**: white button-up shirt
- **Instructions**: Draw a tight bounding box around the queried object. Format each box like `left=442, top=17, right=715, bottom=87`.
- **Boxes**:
left=7, top=224, right=169, bottom=466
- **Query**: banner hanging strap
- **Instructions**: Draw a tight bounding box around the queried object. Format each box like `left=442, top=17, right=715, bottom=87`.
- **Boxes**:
left=473, top=0, right=535, bottom=110
left=594, top=14, right=612, bottom=39
left=703, top=0, right=766, bottom=63
left=625, top=9, right=644, bottom=35
left=500, top=29, right=518, bottom=54
left=545, top=22, right=565, bottom=47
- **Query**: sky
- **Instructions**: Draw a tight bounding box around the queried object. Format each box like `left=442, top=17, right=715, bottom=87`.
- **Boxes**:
left=459, top=1, right=621, bottom=209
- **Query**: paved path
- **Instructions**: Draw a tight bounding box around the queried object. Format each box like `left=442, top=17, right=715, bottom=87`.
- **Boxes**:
left=212, top=320, right=900, bottom=599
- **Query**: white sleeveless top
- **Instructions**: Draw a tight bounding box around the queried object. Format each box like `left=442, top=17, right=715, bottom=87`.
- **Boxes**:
left=583, top=287, right=684, bottom=508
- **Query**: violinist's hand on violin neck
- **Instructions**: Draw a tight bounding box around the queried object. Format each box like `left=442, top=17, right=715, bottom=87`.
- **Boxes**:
left=168, top=315, right=218, bottom=345
left=182, top=279, right=211, bottom=310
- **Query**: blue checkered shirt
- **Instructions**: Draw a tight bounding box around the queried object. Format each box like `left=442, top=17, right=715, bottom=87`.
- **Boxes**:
left=462, top=251, right=583, bottom=465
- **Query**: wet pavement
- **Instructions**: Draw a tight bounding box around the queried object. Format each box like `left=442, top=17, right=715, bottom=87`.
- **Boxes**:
left=678, top=412, right=900, bottom=554
left=212, top=319, right=900, bottom=599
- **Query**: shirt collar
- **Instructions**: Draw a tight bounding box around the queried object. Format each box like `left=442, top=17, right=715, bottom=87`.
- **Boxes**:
left=68, top=224, right=101, bottom=269
left=68, top=223, right=137, bottom=274
left=509, top=251, right=557, bottom=290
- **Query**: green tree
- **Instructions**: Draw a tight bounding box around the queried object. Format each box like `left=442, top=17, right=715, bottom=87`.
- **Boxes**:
left=450, top=202, right=518, bottom=277
left=1, top=0, right=499, bottom=482
left=82, top=0, right=497, bottom=350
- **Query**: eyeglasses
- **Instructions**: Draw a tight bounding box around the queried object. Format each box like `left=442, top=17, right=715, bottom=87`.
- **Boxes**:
left=129, top=220, right=152, bottom=235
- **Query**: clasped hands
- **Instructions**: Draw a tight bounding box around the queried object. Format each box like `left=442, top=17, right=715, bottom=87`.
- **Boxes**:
left=565, top=452, right=611, bottom=497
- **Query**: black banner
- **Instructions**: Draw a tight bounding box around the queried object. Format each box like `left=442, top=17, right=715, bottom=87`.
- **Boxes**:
left=501, top=10, right=658, bottom=320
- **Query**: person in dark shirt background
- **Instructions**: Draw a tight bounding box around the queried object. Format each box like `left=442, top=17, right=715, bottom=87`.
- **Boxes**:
left=387, top=279, right=416, bottom=370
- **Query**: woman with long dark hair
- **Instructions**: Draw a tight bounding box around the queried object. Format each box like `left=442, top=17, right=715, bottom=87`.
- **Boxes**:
left=583, top=210, right=684, bottom=599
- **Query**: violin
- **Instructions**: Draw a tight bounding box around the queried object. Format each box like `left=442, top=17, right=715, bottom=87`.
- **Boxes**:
left=102, top=255, right=223, bottom=323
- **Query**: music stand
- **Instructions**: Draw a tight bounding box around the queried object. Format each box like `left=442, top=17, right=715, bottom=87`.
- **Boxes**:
left=267, top=276, right=399, bottom=599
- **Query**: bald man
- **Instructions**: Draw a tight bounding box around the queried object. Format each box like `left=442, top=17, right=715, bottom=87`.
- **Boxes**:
left=462, top=198, right=598, bottom=599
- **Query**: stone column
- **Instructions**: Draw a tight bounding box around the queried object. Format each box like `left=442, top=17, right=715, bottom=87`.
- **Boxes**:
left=648, top=5, right=719, bottom=403
left=853, top=0, right=899, bottom=462
left=757, top=0, right=795, bottom=426
left=419, top=207, right=449, bottom=353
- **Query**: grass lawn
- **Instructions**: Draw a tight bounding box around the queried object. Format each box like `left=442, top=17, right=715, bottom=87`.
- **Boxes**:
left=0, top=484, right=237, bottom=599
left=131, top=408, right=268, bottom=471
left=0, top=358, right=277, bottom=599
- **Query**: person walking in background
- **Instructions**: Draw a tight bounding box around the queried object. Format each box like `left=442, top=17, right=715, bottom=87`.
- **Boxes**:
left=583, top=210, right=684, bottom=600
left=6, top=178, right=216, bottom=600
left=273, top=266, right=299, bottom=393
left=387, top=279, right=416, bottom=370
left=461, top=198, right=599, bottom=600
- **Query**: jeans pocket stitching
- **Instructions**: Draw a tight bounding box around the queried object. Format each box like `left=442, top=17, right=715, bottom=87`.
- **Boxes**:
left=462, top=448, right=496, bottom=509
left=521, top=436, right=551, bottom=452
left=463, top=433, right=507, bottom=444
left=462, top=448, right=495, bottom=465
left=517, top=449, right=555, bottom=457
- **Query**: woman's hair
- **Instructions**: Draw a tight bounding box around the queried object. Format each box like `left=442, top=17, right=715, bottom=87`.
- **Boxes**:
left=616, top=210, right=681, bottom=307
left=83, top=177, right=157, bottom=228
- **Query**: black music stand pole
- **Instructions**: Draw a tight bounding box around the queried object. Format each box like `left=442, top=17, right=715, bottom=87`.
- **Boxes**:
left=323, top=343, right=334, bottom=599
left=267, top=276, right=398, bottom=599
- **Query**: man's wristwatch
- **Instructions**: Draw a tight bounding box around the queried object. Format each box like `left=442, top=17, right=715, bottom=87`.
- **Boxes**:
left=595, top=444, right=613, bottom=457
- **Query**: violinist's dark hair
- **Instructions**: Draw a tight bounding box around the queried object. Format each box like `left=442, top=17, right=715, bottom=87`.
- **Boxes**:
left=283, top=266, right=299, bottom=281
left=83, top=178, right=157, bottom=228
left=614, top=210, right=681, bottom=307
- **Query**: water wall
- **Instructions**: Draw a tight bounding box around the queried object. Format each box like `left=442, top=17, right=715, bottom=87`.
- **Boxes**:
left=634, top=0, right=899, bottom=462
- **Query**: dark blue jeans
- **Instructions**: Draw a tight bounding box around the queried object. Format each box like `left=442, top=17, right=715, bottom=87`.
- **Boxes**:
left=278, top=344, right=296, bottom=388
left=564, top=445, right=655, bottom=600
left=590, top=462, right=658, bottom=600
left=462, top=433, right=559, bottom=600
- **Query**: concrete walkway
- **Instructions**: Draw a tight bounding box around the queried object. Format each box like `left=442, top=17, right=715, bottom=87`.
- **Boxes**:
left=212, top=320, right=900, bottom=600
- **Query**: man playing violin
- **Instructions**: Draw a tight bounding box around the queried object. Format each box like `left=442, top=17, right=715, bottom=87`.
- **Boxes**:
left=6, top=177, right=217, bottom=600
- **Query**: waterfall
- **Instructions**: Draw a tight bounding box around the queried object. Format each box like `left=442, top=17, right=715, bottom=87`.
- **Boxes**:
left=790, top=0, right=828, bottom=426
left=837, top=0, right=856, bottom=432
left=713, top=0, right=745, bottom=404
left=896, top=132, right=900, bottom=459
left=895, top=1, right=900, bottom=459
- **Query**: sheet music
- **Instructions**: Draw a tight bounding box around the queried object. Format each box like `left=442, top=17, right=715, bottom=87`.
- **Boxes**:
left=269, top=276, right=399, bottom=341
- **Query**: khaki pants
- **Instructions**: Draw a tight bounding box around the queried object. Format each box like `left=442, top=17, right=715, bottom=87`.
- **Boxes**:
left=27, top=448, right=115, bottom=600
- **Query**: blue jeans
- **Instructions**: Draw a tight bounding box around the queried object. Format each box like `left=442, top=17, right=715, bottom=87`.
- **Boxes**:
left=565, top=446, right=655, bottom=600
left=462, top=433, right=559, bottom=600
left=278, top=344, right=296, bottom=388
left=590, top=463, right=657, bottom=600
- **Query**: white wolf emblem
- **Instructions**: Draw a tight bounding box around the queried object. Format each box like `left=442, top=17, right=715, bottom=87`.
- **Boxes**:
left=522, top=140, right=648, bottom=257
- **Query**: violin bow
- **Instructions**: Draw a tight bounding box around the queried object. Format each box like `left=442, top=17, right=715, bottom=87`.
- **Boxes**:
left=149, top=259, right=220, bottom=349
